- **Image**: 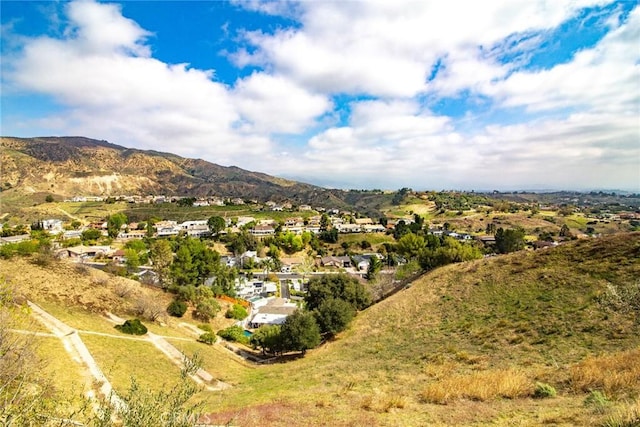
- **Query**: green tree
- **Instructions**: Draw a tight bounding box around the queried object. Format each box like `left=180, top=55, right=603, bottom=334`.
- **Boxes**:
left=495, top=227, right=526, bottom=254
left=396, top=232, right=425, bottom=260
left=305, top=274, right=371, bottom=311
left=192, top=286, right=220, bottom=322
left=177, top=197, right=196, bottom=207
left=319, top=213, right=331, bottom=232
left=365, top=255, right=382, bottom=281
left=314, top=298, right=356, bottom=336
left=167, top=299, right=188, bottom=317
left=124, top=248, right=141, bottom=271
left=81, top=228, right=102, bottom=243
left=207, top=216, right=226, bottom=236
left=280, top=310, right=321, bottom=354
left=225, top=303, right=248, bottom=320
left=45, top=194, right=54, bottom=203
left=107, top=213, right=128, bottom=238
left=485, top=223, right=497, bottom=235
left=150, top=239, right=173, bottom=288
left=250, top=324, right=283, bottom=356
left=171, top=245, right=197, bottom=286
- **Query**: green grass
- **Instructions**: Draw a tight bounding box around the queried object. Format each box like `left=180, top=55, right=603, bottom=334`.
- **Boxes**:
left=82, top=334, right=183, bottom=394
left=166, top=339, right=253, bottom=384
left=35, top=336, right=87, bottom=399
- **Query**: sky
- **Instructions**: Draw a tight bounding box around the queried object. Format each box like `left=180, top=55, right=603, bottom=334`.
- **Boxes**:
left=1, top=0, right=639, bottom=192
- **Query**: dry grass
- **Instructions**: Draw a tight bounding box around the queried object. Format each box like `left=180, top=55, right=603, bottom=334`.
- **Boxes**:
left=601, top=399, right=640, bottom=427
left=420, top=369, right=533, bottom=404
left=569, top=348, right=640, bottom=397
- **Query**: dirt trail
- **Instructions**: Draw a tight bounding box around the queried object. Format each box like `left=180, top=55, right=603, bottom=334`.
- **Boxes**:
left=105, top=312, right=231, bottom=391
left=27, top=301, right=125, bottom=410
left=56, top=206, right=82, bottom=221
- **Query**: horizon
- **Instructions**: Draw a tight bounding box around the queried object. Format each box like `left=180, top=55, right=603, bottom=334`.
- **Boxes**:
left=1, top=1, right=639, bottom=191
left=2, top=133, right=639, bottom=195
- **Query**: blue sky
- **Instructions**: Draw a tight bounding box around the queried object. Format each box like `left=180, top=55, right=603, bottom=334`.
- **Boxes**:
left=1, top=0, right=638, bottom=191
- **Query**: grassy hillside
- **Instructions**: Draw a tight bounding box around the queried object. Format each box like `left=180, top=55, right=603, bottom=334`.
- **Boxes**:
left=3, top=233, right=639, bottom=426
left=205, top=233, right=640, bottom=425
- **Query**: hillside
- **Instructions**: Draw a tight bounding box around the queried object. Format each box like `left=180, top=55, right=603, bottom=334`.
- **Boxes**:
left=203, top=232, right=640, bottom=425
left=3, top=233, right=639, bottom=425
left=0, top=136, right=353, bottom=208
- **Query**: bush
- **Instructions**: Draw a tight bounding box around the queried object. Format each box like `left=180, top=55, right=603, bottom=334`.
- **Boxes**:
left=115, top=319, right=147, bottom=335
left=198, top=332, right=216, bottom=345
left=225, top=303, right=248, bottom=320
left=193, top=299, right=220, bottom=322
left=167, top=299, right=187, bottom=318
left=585, top=390, right=610, bottom=414
left=533, top=382, right=557, bottom=399
left=217, top=325, right=249, bottom=345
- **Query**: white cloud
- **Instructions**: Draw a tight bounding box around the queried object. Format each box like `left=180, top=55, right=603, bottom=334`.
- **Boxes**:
left=3, top=0, right=332, bottom=167
left=2, top=0, right=637, bottom=191
left=235, top=0, right=613, bottom=98
left=483, top=6, right=640, bottom=115
left=232, top=72, right=331, bottom=134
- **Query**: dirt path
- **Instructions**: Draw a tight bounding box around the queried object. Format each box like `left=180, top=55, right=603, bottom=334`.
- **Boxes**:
left=105, top=312, right=231, bottom=391
left=55, top=206, right=82, bottom=221
left=27, top=301, right=125, bottom=410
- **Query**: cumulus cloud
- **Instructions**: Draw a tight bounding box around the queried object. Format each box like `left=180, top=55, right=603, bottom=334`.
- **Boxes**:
left=234, top=0, right=612, bottom=98
left=232, top=73, right=331, bottom=134
left=2, top=0, right=638, bottom=190
left=2, top=0, right=333, bottom=166
left=483, top=6, right=640, bottom=115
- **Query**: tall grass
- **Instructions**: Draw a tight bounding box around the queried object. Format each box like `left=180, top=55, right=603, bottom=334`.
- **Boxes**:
left=570, top=348, right=640, bottom=397
left=420, top=368, right=532, bottom=404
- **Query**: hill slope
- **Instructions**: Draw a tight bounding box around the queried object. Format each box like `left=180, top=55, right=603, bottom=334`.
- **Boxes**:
left=210, top=233, right=640, bottom=425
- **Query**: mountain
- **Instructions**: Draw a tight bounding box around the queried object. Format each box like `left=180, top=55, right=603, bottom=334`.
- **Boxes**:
left=0, top=136, right=350, bottom=206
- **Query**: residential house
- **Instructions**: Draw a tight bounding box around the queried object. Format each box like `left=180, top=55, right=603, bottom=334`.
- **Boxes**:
left=248, top=298, right=297, bottom=329
left=42, top=219, right=64, bottom=234
left=250, top=224, right=275, bottom=237
left=320, top=256, right=352, bottom=269
left=0, top=234, right=31, bottom=245
left=362, top=224, right=386, bottom=233
left=59, top=245, right=112, bottom=260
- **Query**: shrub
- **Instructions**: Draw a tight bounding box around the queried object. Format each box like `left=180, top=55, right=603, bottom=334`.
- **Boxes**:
left=198, top=332, right=216, bottom=345
left=225, top=303, right=248, bottom=320
left=584, top=390, right=610, bottom=414
left=167, top=299, right=187, bottom=318
left=533, top=382, right=557, bottom=399
left=217, top=325, right=249, bottom=345
left=193, top=299, right=220, bottom=322
left=115, top=319, right=147, bottom=335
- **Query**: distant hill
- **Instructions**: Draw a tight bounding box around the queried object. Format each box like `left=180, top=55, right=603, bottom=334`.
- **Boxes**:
left=0, top=136, right=358, bottom=208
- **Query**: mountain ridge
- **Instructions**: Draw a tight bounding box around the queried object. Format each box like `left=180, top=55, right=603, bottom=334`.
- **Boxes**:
left=0, top=136, right=349, bottom=207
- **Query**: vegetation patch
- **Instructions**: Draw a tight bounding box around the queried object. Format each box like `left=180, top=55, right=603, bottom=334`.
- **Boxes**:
left=569, top=348, right=640, bottom=398
left=114, top=318, right=148, bottom=335
left=420, top=368, right=532, bottom=404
